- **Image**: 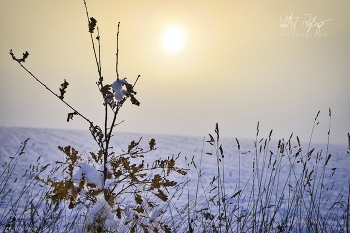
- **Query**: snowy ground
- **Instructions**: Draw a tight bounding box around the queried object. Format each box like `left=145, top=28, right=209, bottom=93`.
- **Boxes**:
left=1, top=127, right=348, bottom=189
left=0, top=127, right=349, bottom=231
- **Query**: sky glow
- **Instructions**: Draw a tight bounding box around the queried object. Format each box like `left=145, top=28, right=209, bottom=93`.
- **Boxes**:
left=0, top=0, right=349, bottom=145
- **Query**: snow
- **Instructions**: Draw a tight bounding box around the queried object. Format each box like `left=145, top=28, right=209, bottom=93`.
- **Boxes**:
left=72, top=162, right=103, bottom=189
left=124, top=204, right=139, bottom=221
left=104, top=178, right=120, bottom=189
left=1, top=127, right=349, bottom=232
left=150, top=208, right=163, bottom=224
left=86, top=194, right=118, bottom=228
left=112, top=78, right=128, bottom=101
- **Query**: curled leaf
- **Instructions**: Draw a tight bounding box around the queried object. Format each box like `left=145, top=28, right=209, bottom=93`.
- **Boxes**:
left=149, top=138, right=156, bottom=150
left=59, top=79, right=69, bottom=100
left=101, top=84, right=116, bottom=109
left=219, top=145, right=224, bottom=158
left=89, top=17, right=97, bottom=33
left=22, top=51, right=29, bottom=62
left=89, top=124, right=104, bottom=148
left=125, top=83, right=137, bottom=95
left=67, top=111, right=78, bottom=122
left=128, top=140, right=140, bottom=153
left=129, top=95, right=140, bottom=106
left=154, top=189, right=168, bottom=202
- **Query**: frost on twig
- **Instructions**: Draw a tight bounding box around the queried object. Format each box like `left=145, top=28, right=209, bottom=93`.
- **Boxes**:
left=9, top=49, right=29, bottom=63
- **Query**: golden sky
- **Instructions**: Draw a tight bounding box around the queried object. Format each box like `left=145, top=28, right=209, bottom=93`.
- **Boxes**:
left=1, top=0, right=349, bottom=145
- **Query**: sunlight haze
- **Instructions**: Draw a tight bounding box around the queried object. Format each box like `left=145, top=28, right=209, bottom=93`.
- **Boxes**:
left=161, top=26, right=186, bottom=54
left=0, top=0, right=349, bottom=145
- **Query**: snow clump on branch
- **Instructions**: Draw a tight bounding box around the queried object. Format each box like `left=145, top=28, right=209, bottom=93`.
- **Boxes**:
left=112, top=78, right=129, bottom=101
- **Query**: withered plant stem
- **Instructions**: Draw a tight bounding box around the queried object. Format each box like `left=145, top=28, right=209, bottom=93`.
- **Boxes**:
left=116, top=22, right=120, bottom=79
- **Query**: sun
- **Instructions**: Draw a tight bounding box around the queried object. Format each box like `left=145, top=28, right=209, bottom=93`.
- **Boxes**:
left=161, top=26, right=186, bottom=54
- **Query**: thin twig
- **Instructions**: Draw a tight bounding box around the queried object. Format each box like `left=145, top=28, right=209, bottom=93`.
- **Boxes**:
left=116, top=22, right=120, bottom=80
left=133, top=75, right=141, bottom=88
left=83, top=0, right=103, bottom=88
left=97, top=27, right=101, bottom=75
left=14, top=60, right=92, bottom=125
left=347, top=180, right=349, bottom=233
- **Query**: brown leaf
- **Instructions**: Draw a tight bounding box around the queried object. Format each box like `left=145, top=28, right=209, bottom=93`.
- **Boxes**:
left=67, top=111, right=78, bottom=122
left=89, top=17, right=97, bottom=33
left=155, top=189, right=168, bottom=202
left=164, top=225, right=171, bottom=233
left=116, top=206, right=122, bottom=219
left=130, top=94, right=140, bottom=106
left=59, top=79, right=69, bottom=100
left=151, top=174, right=161, bottom=189
left=125, top=83, right=137, bottom=95
left=149, top=138, right=156, bottom=150
left=133, top=206, right=144, bottom=214
left=22, top=51, right=29, bottom=62
left=128, top=140, right=139, bottom=153
left=167, top=158, right=174, bottom=175
left=135, top=194, right=143, bottom=204
left=68, top=200, right=76, bottom=209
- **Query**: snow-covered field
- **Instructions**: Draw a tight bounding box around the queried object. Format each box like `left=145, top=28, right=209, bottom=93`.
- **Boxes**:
left=1, top=127, right=349, bottom=232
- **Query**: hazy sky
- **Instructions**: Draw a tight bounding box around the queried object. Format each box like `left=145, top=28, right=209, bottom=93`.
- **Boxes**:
left=1, top=0, right=349, bottom=145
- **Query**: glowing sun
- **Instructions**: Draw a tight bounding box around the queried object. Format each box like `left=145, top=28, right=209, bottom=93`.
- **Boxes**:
left=161, top=26, right=186, bottom=54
